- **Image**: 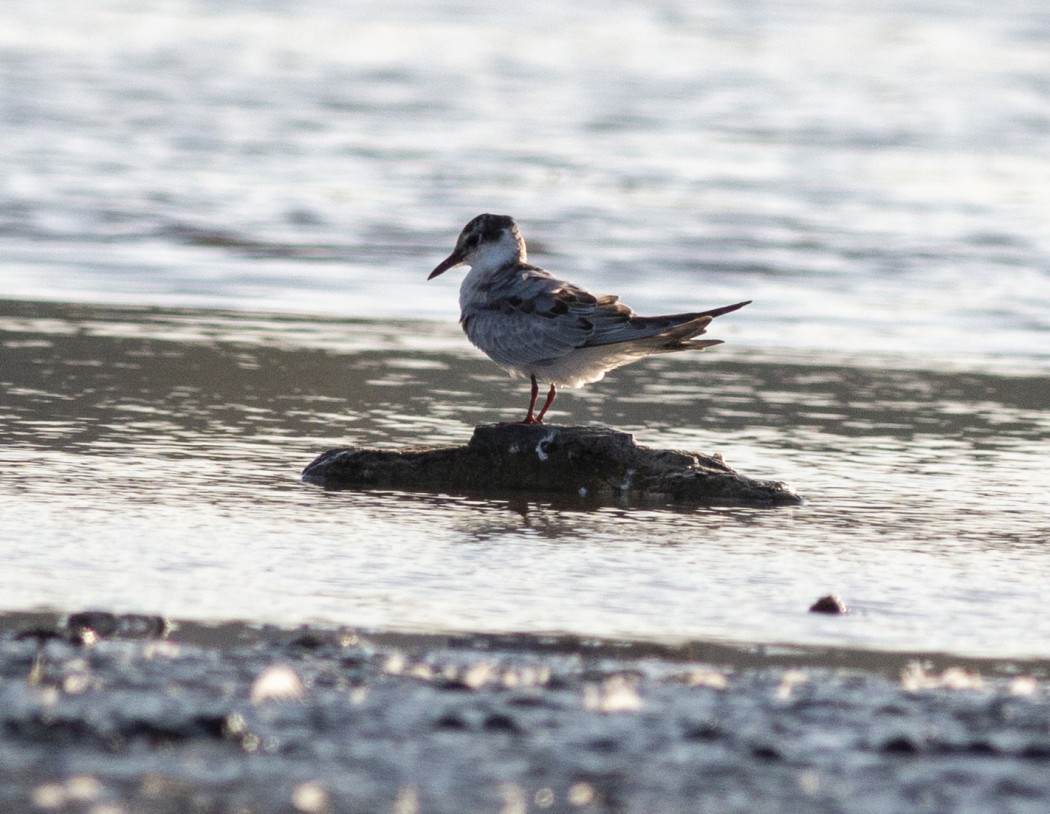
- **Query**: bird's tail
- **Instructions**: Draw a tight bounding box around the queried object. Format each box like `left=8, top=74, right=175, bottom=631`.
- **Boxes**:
left=689, top=300, right=752, bottom=320
left=629, top=300, right=751, bottom=343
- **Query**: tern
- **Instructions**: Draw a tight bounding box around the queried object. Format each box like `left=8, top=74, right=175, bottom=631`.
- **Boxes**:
left=429, top=213, right=750, bottom=424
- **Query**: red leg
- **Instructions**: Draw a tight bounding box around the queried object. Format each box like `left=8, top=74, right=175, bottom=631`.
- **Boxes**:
left=535, top=383, right=557, bottom=423
left=522, top=375, right=540, bottom=424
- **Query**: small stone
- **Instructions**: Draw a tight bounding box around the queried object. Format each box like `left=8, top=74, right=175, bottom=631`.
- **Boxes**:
left=809, top=594, right=848, bottom=614
left=881, top=735, right=920, bottom=754
left=288, top=632, right=327, bottom=650
left=67, top=611, right=118, bottom=639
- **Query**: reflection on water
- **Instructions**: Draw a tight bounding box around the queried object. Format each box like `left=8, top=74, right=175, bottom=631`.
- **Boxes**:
left=1, top=300, right=1049, bottom=658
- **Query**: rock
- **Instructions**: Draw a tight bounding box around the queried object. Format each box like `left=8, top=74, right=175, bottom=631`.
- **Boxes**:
left=65, top=611, right=168, bottom=641
left=809, top=595, right=848, bottom=614
left=66, top=611, right=118, bottom=639
left=302, top=424, right=801, bottom=506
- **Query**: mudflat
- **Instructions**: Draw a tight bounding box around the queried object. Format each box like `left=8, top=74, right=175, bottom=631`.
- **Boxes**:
left=4, top=612, right=1049, bottom=813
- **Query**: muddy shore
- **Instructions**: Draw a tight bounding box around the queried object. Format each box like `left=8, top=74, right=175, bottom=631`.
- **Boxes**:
left=3, top=611, right=1049, bottom=813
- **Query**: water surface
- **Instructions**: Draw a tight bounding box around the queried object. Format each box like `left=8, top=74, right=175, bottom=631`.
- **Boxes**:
left=1, top=0, right=1049, bottom=359
left=2, top=301, right=1047, bottom=659
left=1, top=0, right=1049, bottom=662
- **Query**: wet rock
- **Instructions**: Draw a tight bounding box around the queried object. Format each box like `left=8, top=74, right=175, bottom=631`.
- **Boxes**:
left=287, top=632, right=328, bottom=651
left=65, top=612, right=167, bottom=642
left=880, top=735, right=921, bottom=754
left=481, top=712, right=521, bottom=733
left=302, top=424, right=801, bottom=506
left=433, top=712, right=471, bottom=731
left=809, top=595, right=849, bottom=614
left=682, top=721, right=723, bottom=741
left=67, top=611, right=119, bottom=639
left=750, top=743, right=782, bottom=761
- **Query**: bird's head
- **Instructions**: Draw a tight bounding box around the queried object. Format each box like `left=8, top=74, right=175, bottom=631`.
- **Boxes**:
left=428, top=213, right=526, bottom=279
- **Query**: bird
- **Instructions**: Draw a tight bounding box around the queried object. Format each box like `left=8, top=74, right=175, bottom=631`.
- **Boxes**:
left=428, top=214, right=750, bottom=424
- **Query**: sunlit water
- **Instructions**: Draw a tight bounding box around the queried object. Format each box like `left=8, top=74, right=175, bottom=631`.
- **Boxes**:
left=1, top=0, right=1048, bottom=660
left=2, top=302, right=1048, bottom=660
left=2, top=0, right=1049, bottom=358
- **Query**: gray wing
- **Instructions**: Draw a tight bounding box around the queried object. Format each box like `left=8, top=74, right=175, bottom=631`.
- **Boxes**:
left=461, top=279, right=602, bottom=367
left=461, top=266, right=699, bottom=368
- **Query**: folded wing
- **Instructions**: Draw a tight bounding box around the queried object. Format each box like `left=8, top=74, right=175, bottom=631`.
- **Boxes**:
left=462, top=267, right=750, bottom=369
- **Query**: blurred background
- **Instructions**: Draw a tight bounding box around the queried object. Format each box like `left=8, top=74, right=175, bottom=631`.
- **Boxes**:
left=2, top=0, right=1048, bottom=361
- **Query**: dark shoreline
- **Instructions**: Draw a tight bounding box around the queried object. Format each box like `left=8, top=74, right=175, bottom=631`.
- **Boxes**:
left=4, top=610, right=1050, bottom=812
left=4, top=609, right=1048, bottom=678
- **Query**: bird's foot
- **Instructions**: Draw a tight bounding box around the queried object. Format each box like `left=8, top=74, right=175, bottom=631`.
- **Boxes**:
left=494, top=416, right=543, bottom=426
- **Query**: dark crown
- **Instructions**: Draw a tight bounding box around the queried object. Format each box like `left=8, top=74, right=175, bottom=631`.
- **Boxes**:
left=462, top=213, right=516, bottom=242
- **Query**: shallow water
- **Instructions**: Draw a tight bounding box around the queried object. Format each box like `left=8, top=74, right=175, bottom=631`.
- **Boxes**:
left=2, top=300, right=1048, bottom=661
left=2, top=0, right=1050, bottom=660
